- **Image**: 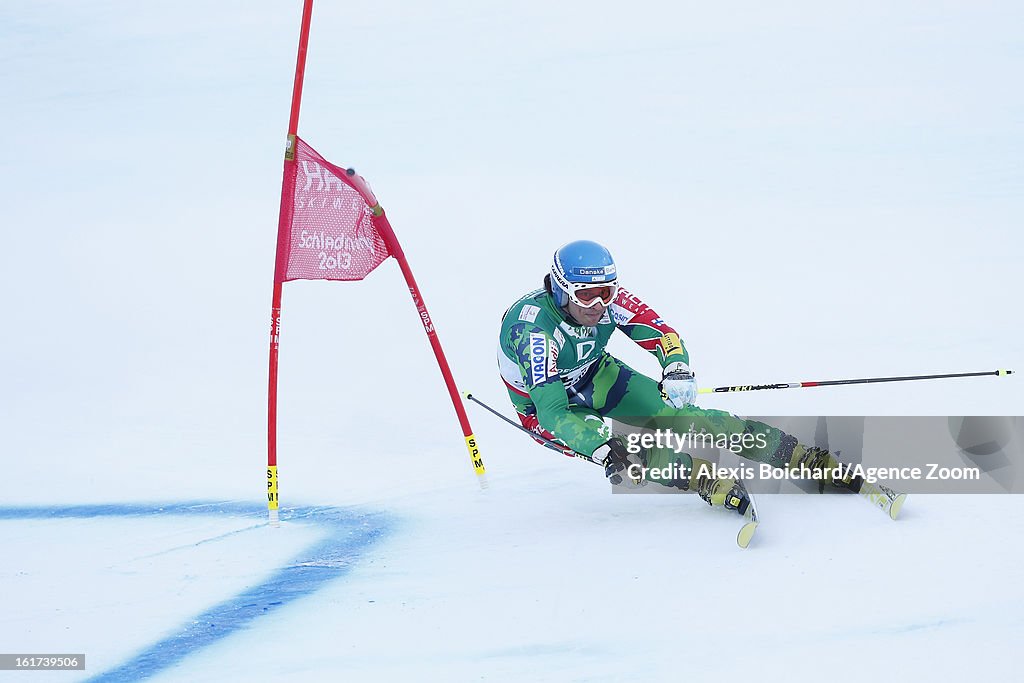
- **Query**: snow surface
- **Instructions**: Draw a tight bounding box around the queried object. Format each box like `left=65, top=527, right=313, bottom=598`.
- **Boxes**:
left=2, top=1, right=1022, bottom=681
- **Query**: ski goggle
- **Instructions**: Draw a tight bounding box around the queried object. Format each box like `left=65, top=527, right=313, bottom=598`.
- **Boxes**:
left=568, top=281, right=618, bottom=308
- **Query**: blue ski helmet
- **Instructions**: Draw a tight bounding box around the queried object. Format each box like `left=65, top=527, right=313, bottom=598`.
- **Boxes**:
left=550, top=240, right=619, bottom=308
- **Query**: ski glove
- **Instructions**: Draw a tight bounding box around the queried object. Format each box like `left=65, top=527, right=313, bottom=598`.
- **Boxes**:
left=593, top=438, right=645, bottom=487
left=660, top=361, right=697, bottom=408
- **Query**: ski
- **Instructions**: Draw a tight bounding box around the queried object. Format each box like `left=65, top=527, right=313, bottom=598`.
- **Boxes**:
left=856, top=480, right=907, bottom=520
left=727, top=477, right=758, bottom=549
left=830, top=455, right=908, bottom=521
left=737, top=498, right=758, bottom=549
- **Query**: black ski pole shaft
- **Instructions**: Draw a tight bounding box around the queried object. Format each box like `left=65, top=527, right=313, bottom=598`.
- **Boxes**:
left=698, top=368, right=1013, bottom=395
left=462, top=392, right=597, bottom=464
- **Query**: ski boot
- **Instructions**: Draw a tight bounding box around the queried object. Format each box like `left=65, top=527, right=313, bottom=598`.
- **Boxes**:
left=691, top=471, right=751, bottom=517
left=789, top=444, right=863, bottom=493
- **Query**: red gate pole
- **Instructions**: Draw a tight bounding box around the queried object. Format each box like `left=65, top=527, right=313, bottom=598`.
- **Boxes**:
left=267, top=0, right=316, bottom=525
left=338, top=169, right=489, bottom=488
left=378, top=218, right=488, bottom=487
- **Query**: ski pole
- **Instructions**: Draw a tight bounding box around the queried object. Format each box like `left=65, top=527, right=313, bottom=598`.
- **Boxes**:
left=698, top=369, right=1013, bottom=394
left=462, top=392, right=598, bottom=464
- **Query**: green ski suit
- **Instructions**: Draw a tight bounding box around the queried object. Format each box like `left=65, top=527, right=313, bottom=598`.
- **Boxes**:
left=497, top=285, right=793, bottom=484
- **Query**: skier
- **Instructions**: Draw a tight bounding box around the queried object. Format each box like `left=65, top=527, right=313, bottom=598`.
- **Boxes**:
left=497, top=239, right=859, bottom=513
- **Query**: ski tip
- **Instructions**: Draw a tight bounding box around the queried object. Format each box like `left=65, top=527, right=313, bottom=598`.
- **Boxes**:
left=889, top=493, right=907, bottom=520
left=997, top=369, right=1013, bottom=377
left=737, top=521, right=758, bottom=549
